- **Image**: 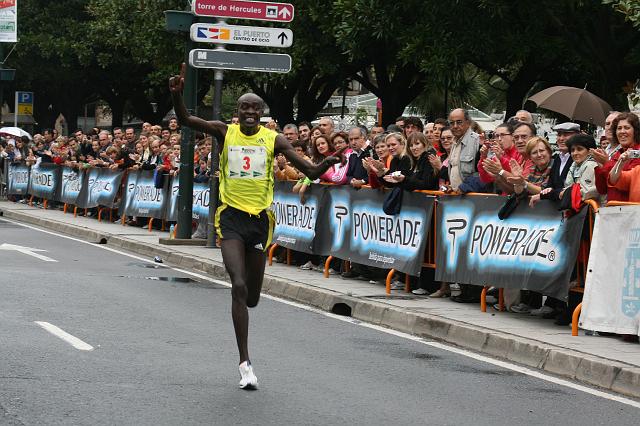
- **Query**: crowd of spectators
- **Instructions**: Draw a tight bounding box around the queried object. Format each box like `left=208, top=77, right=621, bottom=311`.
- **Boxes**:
left=268, top=108, right=640, bottom=339
left=2, top=106, right=640, bottom=341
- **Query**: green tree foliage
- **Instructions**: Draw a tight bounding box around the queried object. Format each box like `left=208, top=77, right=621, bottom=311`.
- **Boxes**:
left=604, top=0, right=640, bottom=27
left=7, top=0, right=640, bottom=131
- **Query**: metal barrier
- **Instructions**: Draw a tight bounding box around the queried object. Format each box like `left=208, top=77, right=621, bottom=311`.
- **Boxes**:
left=570, top=199, right=599, bottom=336
left=0, top=159, right=8, bottom=200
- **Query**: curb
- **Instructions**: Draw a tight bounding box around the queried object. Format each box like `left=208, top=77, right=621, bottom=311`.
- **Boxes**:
left=2, top=206, right=639, bottom=400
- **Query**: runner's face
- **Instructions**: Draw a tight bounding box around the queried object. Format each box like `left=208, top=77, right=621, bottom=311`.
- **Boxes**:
left=238, top=100, right=263, bottom=127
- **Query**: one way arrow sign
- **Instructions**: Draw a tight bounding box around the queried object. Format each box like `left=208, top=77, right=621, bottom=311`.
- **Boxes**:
left=277, top=32, right=288, bottom=45
left=278, top=6, right=292, bottom=20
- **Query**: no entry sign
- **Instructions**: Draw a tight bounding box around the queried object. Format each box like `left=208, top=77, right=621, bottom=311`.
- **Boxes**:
left=192, top=0, right=294, bottom=22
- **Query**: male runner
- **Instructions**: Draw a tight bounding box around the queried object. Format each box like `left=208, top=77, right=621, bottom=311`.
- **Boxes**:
left=169, top=65, right=344, bottom=390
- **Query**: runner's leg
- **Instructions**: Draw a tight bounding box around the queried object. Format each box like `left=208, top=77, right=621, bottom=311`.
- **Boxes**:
left=245, top=248, right=267, bottom=307
left=221, top=239, right=250, bottom=363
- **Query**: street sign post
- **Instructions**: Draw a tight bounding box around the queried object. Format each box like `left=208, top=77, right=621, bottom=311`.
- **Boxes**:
left=191, top=23, right=293, bottom=48
left=192, top=0, right=294, bottom=22
left=189, top=49, right=291, bottom=73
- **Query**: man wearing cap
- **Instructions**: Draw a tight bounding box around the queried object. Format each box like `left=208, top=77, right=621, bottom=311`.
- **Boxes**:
left=547, top=122, right=579, bottom=198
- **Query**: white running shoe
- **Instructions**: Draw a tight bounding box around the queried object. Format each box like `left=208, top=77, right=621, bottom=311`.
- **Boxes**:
left=238, top=361, right=258, bottom=390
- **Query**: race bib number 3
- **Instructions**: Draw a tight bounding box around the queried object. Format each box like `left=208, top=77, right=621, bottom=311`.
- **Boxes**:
left=227, top=146, right=268, bottom=179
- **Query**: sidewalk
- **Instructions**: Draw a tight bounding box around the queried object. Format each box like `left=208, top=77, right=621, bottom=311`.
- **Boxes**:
left=1, top=200, right=639, bottom=399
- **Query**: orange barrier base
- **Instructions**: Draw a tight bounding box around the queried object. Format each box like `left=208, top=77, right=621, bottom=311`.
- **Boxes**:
left=267, top=244, right=278, bottom=266
left=324, top=256, right=333, bottom=278
left=572, top=302, right=582, bottom=336
left=385, top=269, right=395, bottom=295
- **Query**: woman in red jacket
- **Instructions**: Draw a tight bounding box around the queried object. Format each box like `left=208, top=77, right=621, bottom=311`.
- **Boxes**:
left=593, top=112, right=640, bottom=202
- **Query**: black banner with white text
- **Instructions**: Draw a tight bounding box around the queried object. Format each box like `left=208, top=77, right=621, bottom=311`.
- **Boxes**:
left=435, top=195, right=586, bottom=298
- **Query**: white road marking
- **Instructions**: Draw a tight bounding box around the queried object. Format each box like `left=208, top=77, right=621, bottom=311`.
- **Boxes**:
left=4, top=217, right=640, bottom=408
left=0, top=243, right=57, bottom=262
left=34, top=321, right=94, bottom=351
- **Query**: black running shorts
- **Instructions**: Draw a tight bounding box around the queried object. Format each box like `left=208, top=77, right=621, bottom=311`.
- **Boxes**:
left=215, top=204, right=274, bottom=251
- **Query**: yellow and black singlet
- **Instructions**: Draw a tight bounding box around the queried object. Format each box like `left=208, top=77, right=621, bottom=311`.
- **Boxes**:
left=218, top=124, right=277, bottom=215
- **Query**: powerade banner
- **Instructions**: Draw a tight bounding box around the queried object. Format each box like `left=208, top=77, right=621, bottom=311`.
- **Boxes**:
left=57, top=167, right=84, bottom=205
left=76, top=168, right=123, bottom=209
left=28, top=163, right=60, bottom=200
left=7, top=163, right=29, bottom=195
left=272, top=181, right=328, bottom=253
left=435, top=195, right=586, bottom=298
left=165, top=177, right=211, bottom=221
left=313, top=186, right=434, bottom=276
left=121, top=170, right=167, bottom=219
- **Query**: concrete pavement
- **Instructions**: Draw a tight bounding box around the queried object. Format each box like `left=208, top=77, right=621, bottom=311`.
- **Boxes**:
left=3, top=222, right=639, bottom=425
left=1, top=200, right=639, bottom=400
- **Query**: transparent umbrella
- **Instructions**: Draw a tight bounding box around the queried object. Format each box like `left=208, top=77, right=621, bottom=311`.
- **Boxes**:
left=0, top=126, right=33, bottom=140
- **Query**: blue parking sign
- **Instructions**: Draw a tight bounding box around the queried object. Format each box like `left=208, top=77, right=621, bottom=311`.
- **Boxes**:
left=17, top=92, right=33, bottom=104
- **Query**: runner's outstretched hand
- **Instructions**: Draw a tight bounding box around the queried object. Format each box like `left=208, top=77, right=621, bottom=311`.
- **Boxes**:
left=325, top=146, right=349, bottom=166
left=169, top=63, right=186, bottom=93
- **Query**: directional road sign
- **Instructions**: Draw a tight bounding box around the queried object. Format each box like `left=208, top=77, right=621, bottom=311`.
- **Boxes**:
left=191, top=23, right=293, bottom=48
left=192, top=0, right=294, bottom=22
left=189, top=49, right=292, bottom=73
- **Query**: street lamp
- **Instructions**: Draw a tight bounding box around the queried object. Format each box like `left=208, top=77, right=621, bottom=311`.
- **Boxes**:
left=164, top=10, right=197, bottom=240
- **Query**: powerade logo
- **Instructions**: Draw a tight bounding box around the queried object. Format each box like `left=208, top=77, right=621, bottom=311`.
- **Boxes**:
left=443, top=204, right=473, bottom=269
left=88, top=178, right=113, bottom=195
left=351, top=201, right=424, bottom=260
left=443, top=206, right=563, bottom=273
left=272, top=194, right=317, bottom=241
left=329, top=193, right=350, bottom=250
left=61, top=171, right=81, bottom=197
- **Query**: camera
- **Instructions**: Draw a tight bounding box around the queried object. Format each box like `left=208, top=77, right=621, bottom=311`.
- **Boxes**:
left=485, top=130, right=494, bottom=140
left=628, top=149, right=640, bottom=159
left=391, top=171, right=402, bottom=177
